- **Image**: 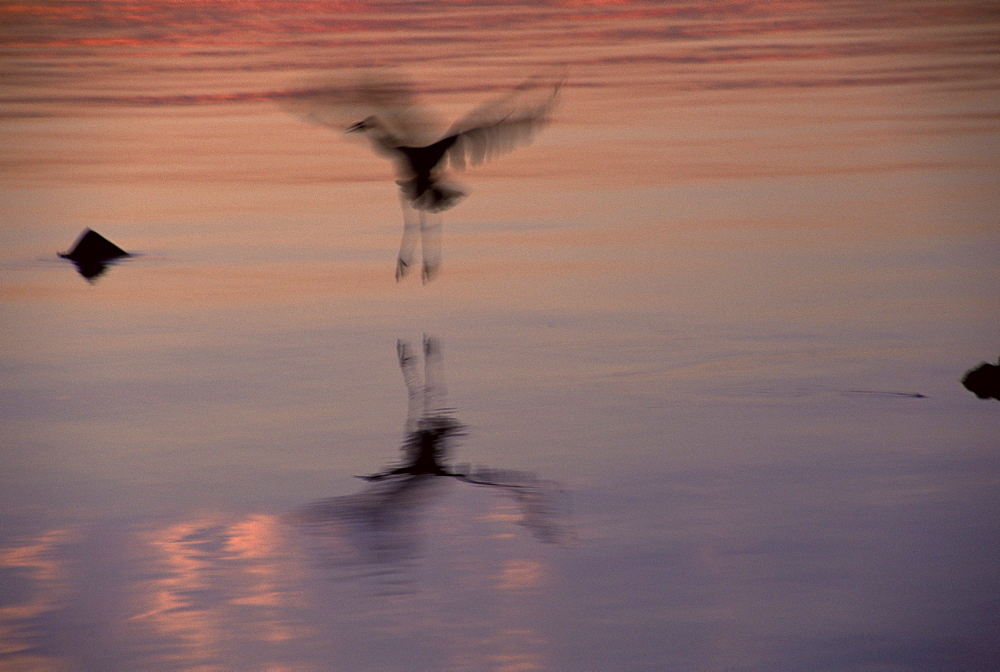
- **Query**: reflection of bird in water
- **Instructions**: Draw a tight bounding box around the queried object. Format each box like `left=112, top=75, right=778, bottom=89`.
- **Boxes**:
left=287, top=336, right=571, bottom=572
left=285, top=71, right=561, bottom=282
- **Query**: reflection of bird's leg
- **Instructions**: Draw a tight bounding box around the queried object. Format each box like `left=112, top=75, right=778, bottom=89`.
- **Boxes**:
left=396, top=194, right=420, bottom=282
left=419, top=210, right=442, bottom=284
left=397, top=340, right=423, bottom=434
left=422, top=335, right=446, bottom=420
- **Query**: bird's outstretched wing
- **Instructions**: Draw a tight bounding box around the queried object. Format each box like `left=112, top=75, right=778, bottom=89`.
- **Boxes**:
left=445, top=75, right=562, bottom=171
left=279, top=69, right=444, bottom=149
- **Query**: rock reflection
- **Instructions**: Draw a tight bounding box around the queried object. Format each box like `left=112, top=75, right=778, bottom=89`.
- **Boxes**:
left=58, top=228, right=131, bottom=281
left=287, top=336, right=571, bottom=572
left=285, top=70, right=560, bottom=283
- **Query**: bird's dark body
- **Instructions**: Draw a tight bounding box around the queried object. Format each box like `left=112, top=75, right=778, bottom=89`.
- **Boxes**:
left=397, top=135, right=458, bottom=178
left=395, top=135, right=462, bottom=211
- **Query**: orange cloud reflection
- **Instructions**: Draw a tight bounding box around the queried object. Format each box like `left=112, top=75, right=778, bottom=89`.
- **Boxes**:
left=0, top=497, right=561, bottom=671
left=128, top=514, right=312, bottom=665
left=0, top=529, right=76, bottom=672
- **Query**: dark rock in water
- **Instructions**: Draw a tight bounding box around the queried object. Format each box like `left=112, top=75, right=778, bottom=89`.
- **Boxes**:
left=59, top=228, right=130, bottom=280
left=962, top=358, right=1000, bottom=401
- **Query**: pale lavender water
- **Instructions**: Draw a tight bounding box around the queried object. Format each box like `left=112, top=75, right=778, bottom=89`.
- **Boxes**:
left=2, top=1, right=999, bottom=670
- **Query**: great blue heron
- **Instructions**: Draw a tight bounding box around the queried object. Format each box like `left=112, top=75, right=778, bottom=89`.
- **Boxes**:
left=286, top=72, right=562, bottom=282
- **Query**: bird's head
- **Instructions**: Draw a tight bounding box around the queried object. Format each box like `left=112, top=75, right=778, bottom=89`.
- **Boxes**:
left=346, top=116, right=377, bottom=133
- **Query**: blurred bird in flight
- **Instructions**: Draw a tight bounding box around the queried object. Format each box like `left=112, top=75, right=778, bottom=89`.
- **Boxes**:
left=284, top=70, right=562, bottom=282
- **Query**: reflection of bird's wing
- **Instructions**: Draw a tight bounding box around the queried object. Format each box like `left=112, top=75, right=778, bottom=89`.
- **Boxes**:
left=286, top=476, right=447, bottom=566
left=456, top=466, right=574, bottom=544
left=444, top=76, right=561, bottom=171
left=509, top=479, right=574, bottom=545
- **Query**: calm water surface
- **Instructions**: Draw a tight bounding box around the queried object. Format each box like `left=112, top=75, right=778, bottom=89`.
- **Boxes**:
left=2, top=1, right=999, bottom=670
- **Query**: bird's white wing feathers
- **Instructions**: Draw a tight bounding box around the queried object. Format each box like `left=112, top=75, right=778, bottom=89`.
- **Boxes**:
left=446, top=76, right=561, bottom=171
left=279, top=70, right=444, bottom=148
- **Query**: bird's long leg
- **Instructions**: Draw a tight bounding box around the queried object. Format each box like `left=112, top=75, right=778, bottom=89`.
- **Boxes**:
left=396, top=194, right=420, bottom=281
left=419, top=210, right=442, bottom=284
